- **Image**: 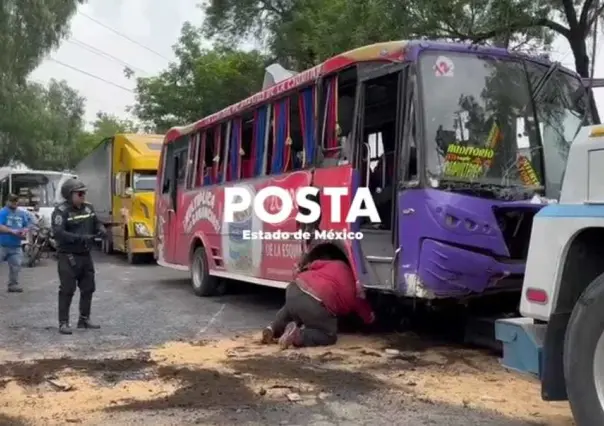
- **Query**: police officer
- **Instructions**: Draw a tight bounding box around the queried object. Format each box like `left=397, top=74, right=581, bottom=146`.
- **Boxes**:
left=51, top=178, right=106, bottom=335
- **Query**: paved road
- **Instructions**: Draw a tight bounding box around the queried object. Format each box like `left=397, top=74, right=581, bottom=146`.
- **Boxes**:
left=0, top=251, right=279, bottom=359
left=0, top=251, right=554, bottom=425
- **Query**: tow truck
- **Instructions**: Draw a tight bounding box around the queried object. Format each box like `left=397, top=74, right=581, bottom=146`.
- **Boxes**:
left=496, top=94, right=604, bottom=424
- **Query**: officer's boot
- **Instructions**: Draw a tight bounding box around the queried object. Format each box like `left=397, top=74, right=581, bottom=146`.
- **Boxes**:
left=59, top=323, right=72, bottom=334
left=58, top=292, right=73, bottom=334
left=77, top=316, right=100, bottom=329
left=78, top=293, right=100, bottom=329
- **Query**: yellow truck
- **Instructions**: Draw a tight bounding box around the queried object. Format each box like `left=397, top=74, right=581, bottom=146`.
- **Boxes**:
left=75, top=133, right=163, bottom=263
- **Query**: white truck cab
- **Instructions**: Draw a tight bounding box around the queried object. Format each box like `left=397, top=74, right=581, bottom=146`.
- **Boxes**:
left=496, top=124, right=604, bottom=425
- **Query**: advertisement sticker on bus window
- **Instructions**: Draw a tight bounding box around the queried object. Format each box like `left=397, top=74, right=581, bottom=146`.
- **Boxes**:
left=434, top=56, right=454, bottom=77
left=443, top=144, right=494, bottom=179
left=517, top=155, right=540, bottom=186
left=486, top=122, right=503, bottom=149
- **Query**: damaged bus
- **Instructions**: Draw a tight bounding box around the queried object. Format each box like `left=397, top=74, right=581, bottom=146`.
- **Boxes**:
left=154, top=40, right=593, bottom=304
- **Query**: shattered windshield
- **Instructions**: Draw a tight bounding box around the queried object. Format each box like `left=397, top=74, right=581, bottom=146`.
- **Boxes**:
left=525, top=62, right=592, bottom=198
left=419, top=52, right=543, bottom=190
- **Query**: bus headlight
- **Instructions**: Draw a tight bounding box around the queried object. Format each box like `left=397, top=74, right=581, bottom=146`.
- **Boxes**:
left=134, top=222, right=151, bottom=237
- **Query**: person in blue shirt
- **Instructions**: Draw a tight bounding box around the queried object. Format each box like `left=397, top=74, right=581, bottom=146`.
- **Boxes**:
left=0, top=194, right=30, bottom=292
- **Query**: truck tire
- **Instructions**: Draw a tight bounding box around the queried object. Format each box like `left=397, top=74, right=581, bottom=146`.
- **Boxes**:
left=190, top=246, right=219, bottom=297
left=564, top=272, right=604, bottom=425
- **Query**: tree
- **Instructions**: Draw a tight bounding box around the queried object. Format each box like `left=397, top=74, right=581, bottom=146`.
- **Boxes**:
left=131, top=22, right=268, bottom=131
left=0, top=0, right=86, bottom=166
left=407, top=0, right=602, bottom=78
left=70, top=112, right=140, bottom=167
left=0, top=79, right=86, bottom=169
left=201, top=0, right=601, bottom=77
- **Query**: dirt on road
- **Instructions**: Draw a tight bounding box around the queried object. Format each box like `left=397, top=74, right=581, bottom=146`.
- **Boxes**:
left=0, top=332, right=572, bottom=426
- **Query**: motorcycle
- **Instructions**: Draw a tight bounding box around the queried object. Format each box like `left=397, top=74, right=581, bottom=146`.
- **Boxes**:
left=22, top=225, right=52, bottom=268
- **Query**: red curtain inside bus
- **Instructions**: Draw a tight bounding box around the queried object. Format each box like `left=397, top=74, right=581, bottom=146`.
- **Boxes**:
left=323, top=76, right=338, bottom=156
left=271, top=98, right=290, bottom=174
left=252, top=106, right=269, bottom=177
left=229, top=118, right=242, bottom=181
left=298, top=87, right=316, bottom=167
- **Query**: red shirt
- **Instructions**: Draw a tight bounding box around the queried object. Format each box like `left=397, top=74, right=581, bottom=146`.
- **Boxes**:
left=296, top=260, right=374, bottom=324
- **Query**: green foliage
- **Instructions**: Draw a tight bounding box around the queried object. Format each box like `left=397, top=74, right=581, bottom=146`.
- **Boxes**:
left=130, top=22, right=268, bottom=131
left=0, top=0, right=86, bottom=168
left=201, top=0, right=603, bottom=76
left=0, top=79, right=86, bottom=169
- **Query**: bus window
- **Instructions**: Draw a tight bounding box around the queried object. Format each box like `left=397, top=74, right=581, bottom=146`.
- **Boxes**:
left=194, top=132, right=207, bottom=187
left=186, top=133, right=200, bottom=189
left=320, top=67, right=357, bottom=166
left=288, top=93, right=305, bottom=171
left=226, top=118, right=243, bottom=182
left=219, top=122, right=230, bottom=183
left=161, top=143, right=174, bottom=194
left=175, top=144, right=188, bottom=187
left=250, top=104, right=270, bottom=178
left=271, top=97, right=290, bottom=175
left=241, top=112, right=254, bottom=179
left=298, top=87, right=317, bottom=168
left=266, top=107, right=274, bottom=175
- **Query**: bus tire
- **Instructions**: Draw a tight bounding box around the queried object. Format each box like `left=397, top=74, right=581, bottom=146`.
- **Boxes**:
left=564, top=272, right=604, bottom=425
left=190, top=246, right=218, bottom=297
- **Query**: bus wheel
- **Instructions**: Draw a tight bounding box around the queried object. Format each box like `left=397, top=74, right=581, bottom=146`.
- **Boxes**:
left=564, top=272, right=604, bottom=425
left=191, top=246, right=218, bottom=297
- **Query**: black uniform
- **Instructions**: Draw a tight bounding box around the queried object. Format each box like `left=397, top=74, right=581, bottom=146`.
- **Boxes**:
left=51, top=183, right=106, bottom=334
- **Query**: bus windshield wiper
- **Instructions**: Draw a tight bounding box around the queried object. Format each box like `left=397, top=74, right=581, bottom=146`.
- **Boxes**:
left=531, top=62, right=560, bottom=102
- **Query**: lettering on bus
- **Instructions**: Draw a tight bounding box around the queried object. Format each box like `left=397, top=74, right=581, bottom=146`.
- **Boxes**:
left=196, top=64, right=322, bottom=129
left=444, top=144, right=494, bottom=179
left=517, top=156, right=540, bottom=186
left=183, top=191, right=221, bottom=234
left=263, top=242, right=303, bottom=259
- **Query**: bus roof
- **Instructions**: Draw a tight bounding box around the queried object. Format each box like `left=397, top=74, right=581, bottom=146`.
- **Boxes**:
left=164, top=39, right=575, bottom=143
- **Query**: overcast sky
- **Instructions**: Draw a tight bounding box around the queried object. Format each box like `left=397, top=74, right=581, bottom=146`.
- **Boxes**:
left=30, top=0, right=604, bottom=129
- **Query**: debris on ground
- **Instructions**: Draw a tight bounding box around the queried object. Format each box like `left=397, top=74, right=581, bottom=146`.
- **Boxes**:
left=0, top=332, right=574, bottom=425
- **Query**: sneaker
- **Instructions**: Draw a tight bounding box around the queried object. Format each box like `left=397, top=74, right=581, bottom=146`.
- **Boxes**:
left=278, top=322, right=301, bottom=349
left=260, top=326, right=274, bottom=344
left=59, top=323, right=72, bottom=335
left=7, top=285, right=23, bottom=293
left=77, top=317, right=100, bottom=329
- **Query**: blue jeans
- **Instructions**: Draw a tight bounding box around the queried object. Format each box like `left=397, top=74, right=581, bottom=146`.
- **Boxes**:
left=0, top=246, right=22, bottom=286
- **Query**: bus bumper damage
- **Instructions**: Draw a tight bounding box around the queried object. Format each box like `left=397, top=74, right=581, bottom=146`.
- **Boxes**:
left=395, top=189, right=542, bottom=298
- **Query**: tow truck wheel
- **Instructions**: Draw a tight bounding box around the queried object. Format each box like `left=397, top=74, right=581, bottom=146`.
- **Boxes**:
left=191, top=246, right=219, bottom=297
left=564, top=272, right=604, bottom=425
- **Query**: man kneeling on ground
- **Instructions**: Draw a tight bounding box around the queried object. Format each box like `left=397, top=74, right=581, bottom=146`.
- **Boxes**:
left=261, top=258, right=375, bottom=349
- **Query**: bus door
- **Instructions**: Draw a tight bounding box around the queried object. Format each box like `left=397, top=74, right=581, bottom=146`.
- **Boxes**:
left=160, top=135, right=189, bottom=265
left=394, top=68, right=419, bottom=294
left=353, top=63, right=406, bottom=290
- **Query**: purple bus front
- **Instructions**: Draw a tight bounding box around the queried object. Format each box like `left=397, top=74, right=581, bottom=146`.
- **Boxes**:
left=354, top=42, right=589, bottom=300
